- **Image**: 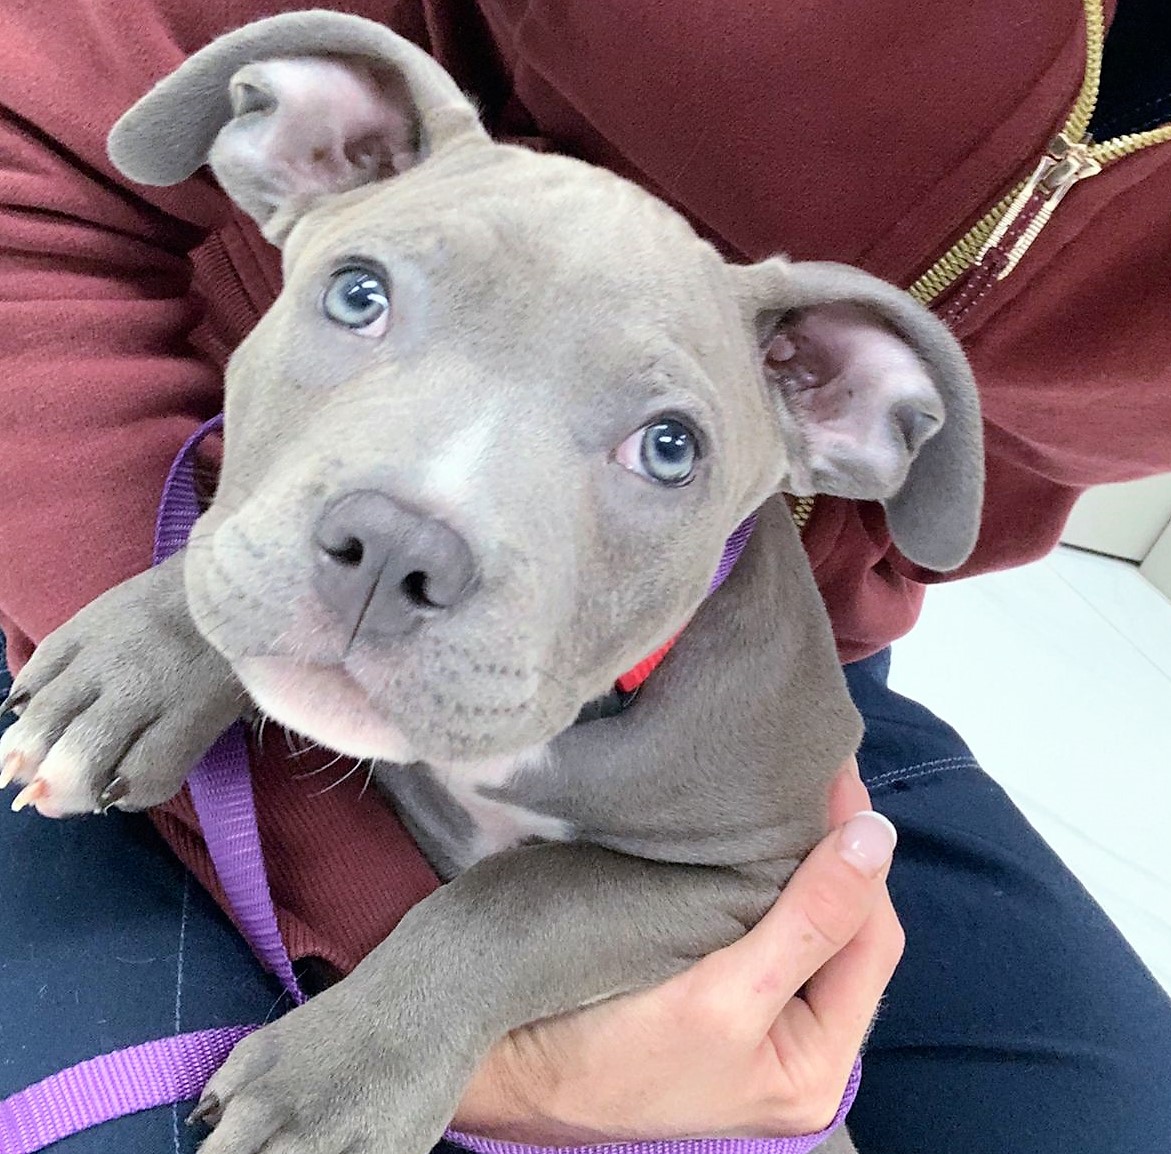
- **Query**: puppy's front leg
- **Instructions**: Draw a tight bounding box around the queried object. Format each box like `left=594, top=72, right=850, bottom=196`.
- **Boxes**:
left=0, top=552, right=244, bottom=815
left=198, top=840, right=785, bottom=1154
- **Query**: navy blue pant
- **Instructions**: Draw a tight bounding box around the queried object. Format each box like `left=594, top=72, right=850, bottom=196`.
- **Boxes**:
left=3, top=645, right=1170, bottom=1152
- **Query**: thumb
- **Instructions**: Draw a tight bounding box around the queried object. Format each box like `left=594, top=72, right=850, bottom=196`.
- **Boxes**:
left=697, top=808, right=897, bottom=1022
left=828, top=757, right=870, bottom=826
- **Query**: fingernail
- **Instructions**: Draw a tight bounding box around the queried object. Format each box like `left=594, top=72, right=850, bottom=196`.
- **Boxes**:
left=837, top=810, right=897, bottom=876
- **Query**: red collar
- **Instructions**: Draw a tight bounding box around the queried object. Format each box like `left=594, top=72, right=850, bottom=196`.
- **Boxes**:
left=616, top=632, right=681, bottom=694
left=576, top=514, right=758, bottom=724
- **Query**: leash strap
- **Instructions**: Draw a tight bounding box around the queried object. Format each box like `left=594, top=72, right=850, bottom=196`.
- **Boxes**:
left=0, top=1028, right=255, bottom=1154
left=605, top=515, right=759, bottom=703
left=0, top=417, right=296, bottom=1154
left=0, top=418, right=855, bottom=1154
left=152, top=415, right=306, bottom=1007
left=185, top=726, right=306, bottom=1004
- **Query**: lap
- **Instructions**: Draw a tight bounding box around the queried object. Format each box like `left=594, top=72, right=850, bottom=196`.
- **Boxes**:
left=846, top=649, right=1171, bottom=1153
left=0, top=638, right=282, bottom=1153
left=4, top=643, right=1170, bottom=1153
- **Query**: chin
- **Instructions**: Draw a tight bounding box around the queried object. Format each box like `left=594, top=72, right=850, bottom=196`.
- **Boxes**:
left=235, top=655, right=417, bottom=763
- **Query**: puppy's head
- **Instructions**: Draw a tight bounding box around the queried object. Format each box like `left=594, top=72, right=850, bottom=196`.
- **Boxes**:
left=111, top=11, right=982, bottom=767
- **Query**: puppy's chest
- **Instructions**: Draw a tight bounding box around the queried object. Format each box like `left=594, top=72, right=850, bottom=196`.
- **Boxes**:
left=374, top=748, right=571, bottom=879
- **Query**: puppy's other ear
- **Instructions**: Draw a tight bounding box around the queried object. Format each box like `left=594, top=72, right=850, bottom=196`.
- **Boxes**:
left=108, top=11, right=486, bottom=243
left=736, top=259, right=984, bottom=572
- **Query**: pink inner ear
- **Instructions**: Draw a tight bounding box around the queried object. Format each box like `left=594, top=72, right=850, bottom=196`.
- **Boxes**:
left=210, top=57, right=420, bottom=234
left=764, top=303, right=944, bottom=498
left=242, top=58, right=416, bottom=186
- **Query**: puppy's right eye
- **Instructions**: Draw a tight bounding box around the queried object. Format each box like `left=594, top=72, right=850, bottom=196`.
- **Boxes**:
left=322, top=266, right=390, bottom=335
left=616, top=417, right=701, bottom=486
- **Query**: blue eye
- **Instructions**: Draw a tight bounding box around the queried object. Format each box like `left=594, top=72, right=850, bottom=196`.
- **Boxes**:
left=641, top=420, right=698, bottom=484
left=616, top=418, right=700, bottom=486
left=617, top=418, right=702, bottom=486
left=323, top=266, right=390, bottom=332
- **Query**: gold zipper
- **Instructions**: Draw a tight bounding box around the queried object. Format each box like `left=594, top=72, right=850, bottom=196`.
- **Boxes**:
left=798, top=0, right=1169, bottom=535
left=791, top=494, right=815, bottom=531
left=909, top=0, right=1171, bottom=306
left=972, top=130, right=1102, bottom=281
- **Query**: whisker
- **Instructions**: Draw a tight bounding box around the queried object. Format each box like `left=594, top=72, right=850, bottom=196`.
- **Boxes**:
left=358, top=759, right=377, bottom=799
left=194, top=613, right=241, bottom=648
left=311, top=760, right=365, bottom=796
left=532, top=666, right=588, bottom=730
left=261, top=987, right=293, bottom=1026
left=294, top=750, right=348, bottom=781
left=533, top=664, right=575, bottom=698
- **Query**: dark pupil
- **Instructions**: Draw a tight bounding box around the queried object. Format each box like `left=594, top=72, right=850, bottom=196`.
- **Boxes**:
left=325, top=268, right=389, bottom=328
left=643, top=420, right=695, bottom=482
left=343, top=274, right=384, bottom=317
left=651, top=424, right=689, bottom=463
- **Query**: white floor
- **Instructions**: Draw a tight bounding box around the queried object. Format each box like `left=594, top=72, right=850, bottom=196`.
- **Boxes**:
left=889, top=545, right=1171, bottom=994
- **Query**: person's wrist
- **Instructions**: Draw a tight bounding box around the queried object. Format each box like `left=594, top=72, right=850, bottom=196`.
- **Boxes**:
left=450, top=1054, right=865, bottom=1152
left=455, top=1027, right=654, bottom=1148
left=453, top=1033, right=574, bottom=1146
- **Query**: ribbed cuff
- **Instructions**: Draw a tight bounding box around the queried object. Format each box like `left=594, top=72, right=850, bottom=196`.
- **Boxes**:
left=445, top=1055, right=861, bottom=1154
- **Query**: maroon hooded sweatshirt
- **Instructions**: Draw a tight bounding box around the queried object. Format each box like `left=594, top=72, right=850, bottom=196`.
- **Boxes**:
left=1, top=0, right=1168, bottom=974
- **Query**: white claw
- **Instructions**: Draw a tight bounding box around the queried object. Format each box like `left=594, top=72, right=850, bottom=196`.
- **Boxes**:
left=0, top=754, right=23, bottom=790
left=10, top=778, right=45, bottom=812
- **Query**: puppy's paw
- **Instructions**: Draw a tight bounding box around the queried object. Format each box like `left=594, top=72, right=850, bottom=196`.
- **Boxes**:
left=0, top=557, right=243, bottom=817
left=195, top=993, right=457, bottom=1154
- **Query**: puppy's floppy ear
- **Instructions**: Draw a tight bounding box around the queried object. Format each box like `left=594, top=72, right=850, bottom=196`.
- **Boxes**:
left=108, top=10, right=487, bottom=243
left=735, top=258, right=984, bottom=572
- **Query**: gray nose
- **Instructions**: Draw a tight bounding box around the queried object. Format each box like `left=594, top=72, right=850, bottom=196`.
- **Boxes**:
left=313, top=491, right=477, bottom=639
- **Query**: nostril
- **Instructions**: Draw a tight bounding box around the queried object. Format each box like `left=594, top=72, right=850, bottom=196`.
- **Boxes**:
left=401, top=570, right=434, bottom=608
left=313, top=492, right=477, bottom=634
left=324, top=536, right=365, bottom=568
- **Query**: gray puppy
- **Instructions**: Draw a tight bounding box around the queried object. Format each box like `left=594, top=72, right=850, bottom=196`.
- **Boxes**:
left=0, top=11, right=983, bottom=1154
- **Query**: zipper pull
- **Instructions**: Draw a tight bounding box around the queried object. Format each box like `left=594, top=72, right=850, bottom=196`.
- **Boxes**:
left=975, top=132, right=1102, bottom=280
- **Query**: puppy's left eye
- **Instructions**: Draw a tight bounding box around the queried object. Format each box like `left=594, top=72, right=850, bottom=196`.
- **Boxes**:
left=322, top=266, right=390, bottom=335
left=616, top=418, right=701, bottom=486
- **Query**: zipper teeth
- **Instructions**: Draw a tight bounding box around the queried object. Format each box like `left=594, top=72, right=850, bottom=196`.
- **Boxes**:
left=908, top=191, right=1018, bottom=303
left=1091, top=123, right=1171, bottom=164
left=909, top=0, right=1166, bottom=307
left=1065, top=0, right=1105, bottom=144
left=791, top=495, right=815, bottom=532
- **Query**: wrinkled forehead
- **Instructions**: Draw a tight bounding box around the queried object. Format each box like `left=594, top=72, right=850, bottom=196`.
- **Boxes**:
left=285, top=147, right=733, bottom=347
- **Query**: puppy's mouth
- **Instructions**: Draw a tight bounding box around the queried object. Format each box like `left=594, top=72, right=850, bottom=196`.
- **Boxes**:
left=233, top=652, right=563, bottom=766
left=236, top=656, right=418, bottom=763
left=188, top=538, right=581, bottom=763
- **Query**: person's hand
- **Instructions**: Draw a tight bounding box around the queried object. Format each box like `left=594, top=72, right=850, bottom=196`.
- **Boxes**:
left=454, top=759, right=903, bottom=1144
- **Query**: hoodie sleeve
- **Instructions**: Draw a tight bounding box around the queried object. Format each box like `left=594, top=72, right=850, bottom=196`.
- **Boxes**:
left=0, top=0, right=248, bottom=669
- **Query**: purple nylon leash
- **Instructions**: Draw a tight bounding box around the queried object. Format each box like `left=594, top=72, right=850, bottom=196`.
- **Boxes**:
left=0, top=418, right=298, bottom=1154
left=151, top=415, right=305, bottom=1007
left=0, top=417, right=856, bottom=1154
left=708, top=515, right=756, bottom=595
left=184, top=728, right=305, bottom=1002
left=0, top=1029, right=255, bottom=1154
